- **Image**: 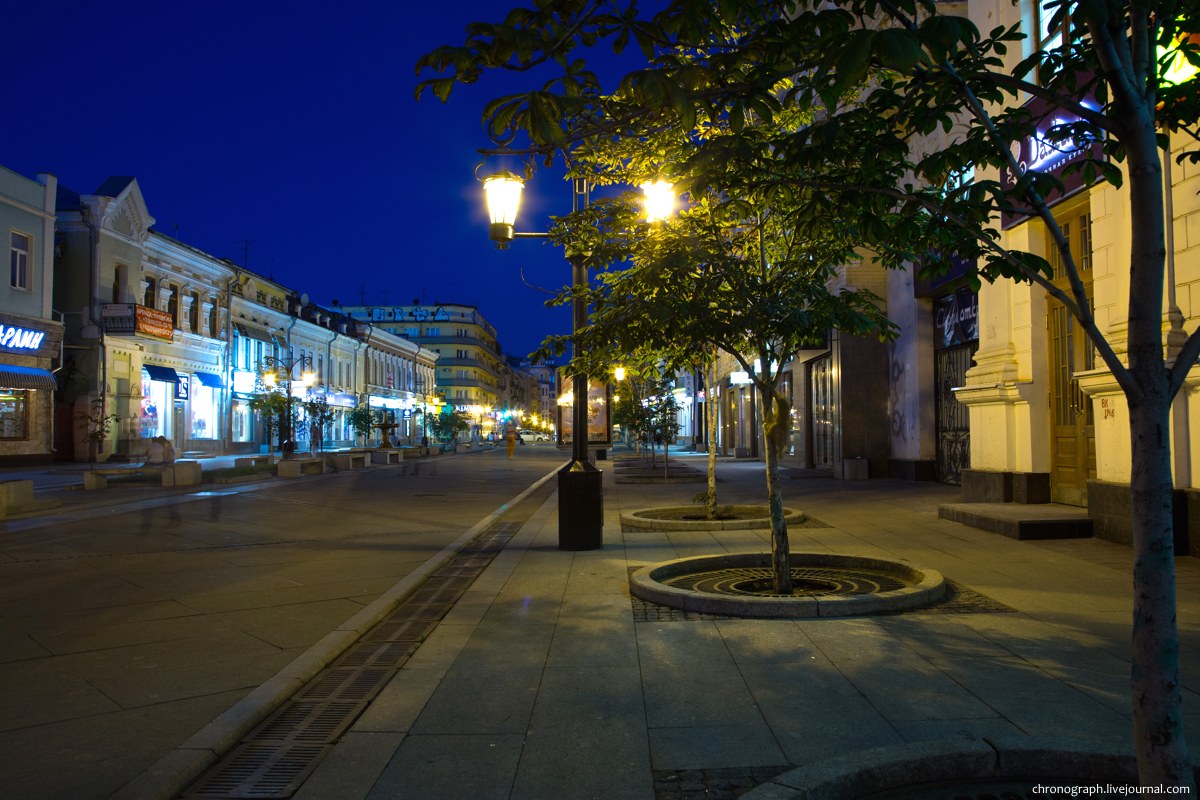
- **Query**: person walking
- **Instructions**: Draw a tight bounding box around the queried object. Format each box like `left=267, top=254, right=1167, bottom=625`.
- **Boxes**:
left=505, top=425, right=517, bottom=459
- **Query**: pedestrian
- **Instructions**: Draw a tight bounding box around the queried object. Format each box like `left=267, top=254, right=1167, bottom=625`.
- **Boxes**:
left=159, top=436, right=176, bottom=464
left=505, top=426, right=517, bottom=459
left=145, top=437, right=164, bottom=465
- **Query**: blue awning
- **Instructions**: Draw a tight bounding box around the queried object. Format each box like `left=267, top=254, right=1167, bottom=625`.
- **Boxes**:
left=0, top=365, right=57, bottom=390
left=193, top=371, right=225, bottom=388
left=143, top=365, right=180, bottom=383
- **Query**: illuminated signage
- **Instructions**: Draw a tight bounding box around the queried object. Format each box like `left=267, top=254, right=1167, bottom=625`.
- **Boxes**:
left=102, top=303, right=174, bottom=342
left=0, top=325, right=45, bottom=351
left=1000, top=95, right=1105, bottom=229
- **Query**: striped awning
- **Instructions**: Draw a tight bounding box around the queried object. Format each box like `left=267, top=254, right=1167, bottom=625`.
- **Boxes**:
left=0, top=365, right=57, bottom=390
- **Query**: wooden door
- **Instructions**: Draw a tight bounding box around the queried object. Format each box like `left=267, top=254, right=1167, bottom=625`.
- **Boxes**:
left=1046, top=205, right=1097, bottom=506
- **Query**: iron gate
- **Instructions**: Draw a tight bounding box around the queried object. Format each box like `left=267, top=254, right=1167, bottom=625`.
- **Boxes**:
left=935, top=343, right=974, bottom=484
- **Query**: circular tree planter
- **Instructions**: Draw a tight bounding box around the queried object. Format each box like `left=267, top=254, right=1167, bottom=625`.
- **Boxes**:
left=622, top=505, right=806, bottom=531
left=629, top=552, right=945, bottom=618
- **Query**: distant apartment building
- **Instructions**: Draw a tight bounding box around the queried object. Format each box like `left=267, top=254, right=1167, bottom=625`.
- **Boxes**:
left=338, top=302, right=506, bottom=437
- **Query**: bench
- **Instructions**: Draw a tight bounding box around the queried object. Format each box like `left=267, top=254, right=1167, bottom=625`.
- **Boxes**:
left=370, top=449, right=403, bottom=465
left=234, top=455, right=274, bottom=468
left=84, top=465, right=145, bottom=490
left=277, top=458, right=326, bottom=478
left=161, top=461, right=202, bottom=487
left=326, top=452, right=367, bottom=471
left=84, top=460, right=202, bottom=489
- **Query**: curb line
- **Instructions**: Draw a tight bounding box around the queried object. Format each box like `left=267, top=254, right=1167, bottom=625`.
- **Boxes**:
left=111, top=465, right=561, bottom=800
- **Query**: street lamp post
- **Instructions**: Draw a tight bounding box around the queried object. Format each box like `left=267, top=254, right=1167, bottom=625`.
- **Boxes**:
left=415, top=376, right=430, bottom=450
left=482, top=171, right=601, bottom=550
left=262, top=354, right=315, bottom=459
left=482, top=169, right=673, bottom=550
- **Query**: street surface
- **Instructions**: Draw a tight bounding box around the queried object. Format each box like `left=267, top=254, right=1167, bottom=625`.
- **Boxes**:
left=0, top=445, right=564, bottom=800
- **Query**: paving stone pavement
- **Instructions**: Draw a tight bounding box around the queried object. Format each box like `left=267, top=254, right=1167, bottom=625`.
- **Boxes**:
left=266, top=452, right=1200, bottom=800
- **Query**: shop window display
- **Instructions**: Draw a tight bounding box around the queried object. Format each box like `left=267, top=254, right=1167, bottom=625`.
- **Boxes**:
left=0, top=389, right=28, bottom=439
left=190, top=378, right=217, bottom=439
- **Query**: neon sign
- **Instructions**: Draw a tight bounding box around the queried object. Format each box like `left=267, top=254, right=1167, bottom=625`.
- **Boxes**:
left=1001, top=96, right=1105, bottom=228
left=0, top=325, right=45, bottom=350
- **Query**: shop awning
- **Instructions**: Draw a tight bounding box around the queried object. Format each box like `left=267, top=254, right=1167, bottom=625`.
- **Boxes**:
left=143, top=365, right=180, bottom=383
left=193, top=371, right=225, bottom=388
left=0, top=365, right=57, bottom=390
left=234, top=323, right=274, bottom=343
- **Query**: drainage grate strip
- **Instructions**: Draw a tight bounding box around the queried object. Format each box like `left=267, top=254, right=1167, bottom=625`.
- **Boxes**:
left=335, top=641, right=417, bottom=669
left=298, top=667, right=395, bottom=702
left=183, top=743, right=331, bottom=798
left=246, top=700, right=366, bottom=744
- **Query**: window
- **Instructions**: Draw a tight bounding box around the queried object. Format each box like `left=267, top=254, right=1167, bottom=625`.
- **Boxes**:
left=9, top=232, right=30, bottom=290
left=456, top=349, right=468, bottom=359
left=426, top=327, right=441, bottom=336
left=0, top=389, right=28, bottom=438
left=209, top=303, right=219, bottom=338
left=188, top=292, right=200, bottom=332
left=144, top=277, right=157, bottom=308
left=113, top=264, right=126, bottom=303
left=167, top=286, right=180, bottom=328
left=1036, top=0, right=1065, bottom=52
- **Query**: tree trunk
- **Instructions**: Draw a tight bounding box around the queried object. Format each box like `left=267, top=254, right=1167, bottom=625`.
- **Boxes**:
left=760, top=383, right=791, bottom=594
left=1128, top=389, right=1192, bottom=788
left=1117, top=95, right=1194, bottom=788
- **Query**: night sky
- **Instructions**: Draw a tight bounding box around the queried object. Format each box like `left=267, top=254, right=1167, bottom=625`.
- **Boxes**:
left=1, top=1, right=626, bottom=360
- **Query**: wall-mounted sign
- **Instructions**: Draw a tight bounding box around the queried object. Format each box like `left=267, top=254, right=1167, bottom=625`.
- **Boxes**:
left=102, top=303, right=174, bottom=342
left=174, top=378, right=189, bottom=401
left=934, top=286, right=980, bottom=349
left=1000, top=94, right=1104, bottom=229
left=0, top=324, right=46, bottom=351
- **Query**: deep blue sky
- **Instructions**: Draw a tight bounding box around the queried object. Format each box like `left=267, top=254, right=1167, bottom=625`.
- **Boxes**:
left=0, top=1, right=622, bottom=359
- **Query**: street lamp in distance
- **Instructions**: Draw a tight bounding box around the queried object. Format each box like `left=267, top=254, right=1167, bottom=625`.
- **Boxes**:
left=262, top=355, right=315, bottom=459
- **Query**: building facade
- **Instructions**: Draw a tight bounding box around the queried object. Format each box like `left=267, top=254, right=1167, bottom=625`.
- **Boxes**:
left=54, top=177, right=234, bottom=461
left=0, top=166, right=63, bottom=465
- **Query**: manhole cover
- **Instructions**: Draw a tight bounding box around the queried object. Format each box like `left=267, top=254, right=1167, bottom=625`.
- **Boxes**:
left=663, top=566, right=907, bottom=597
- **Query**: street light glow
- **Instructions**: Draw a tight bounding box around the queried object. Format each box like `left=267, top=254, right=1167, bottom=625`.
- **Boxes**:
left=483, top=171, right=524, bottom=242
left=641, top=180, right=675, bottom=223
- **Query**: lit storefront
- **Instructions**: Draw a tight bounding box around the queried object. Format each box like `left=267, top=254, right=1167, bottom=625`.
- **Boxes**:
left=138, top=365, right=224, bottom=450
left=0, top=312, right=63, bottom=465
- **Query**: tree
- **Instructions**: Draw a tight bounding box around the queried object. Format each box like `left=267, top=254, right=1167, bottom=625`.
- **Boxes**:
left=419, top=0, right=1200, bottom=785
left=249, top=386, right=289, bottom=454
left=429, top=407, right=471, bottom=443
left=76, top=398, right=119, bottom=464
left=349, top=403, right=377, bottom=446
left=302, top=395, right=335, bottom=454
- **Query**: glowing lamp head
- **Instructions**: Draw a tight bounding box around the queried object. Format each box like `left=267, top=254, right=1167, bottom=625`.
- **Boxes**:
left=301, top=369, right=316, bottom=387
left=483, top=171, right=525, bottom=243
left=640, top=180, right=675, bottom=223
left=263, top=370, right=279, bottom=387
left=614, top=366, right=626, bottom=381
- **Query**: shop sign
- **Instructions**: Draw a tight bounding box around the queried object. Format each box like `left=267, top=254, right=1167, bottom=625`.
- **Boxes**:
left=137, top=306, right=175, bottom=342
left=0, top=324, right=46, bottom=351
left=102, top=303, right=174, bottom=342
left=934, top=286, right=979, bottom=348
left=1000, top=94, right=1104, bottom=229
left=174, top=379, right=189, bottom=400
